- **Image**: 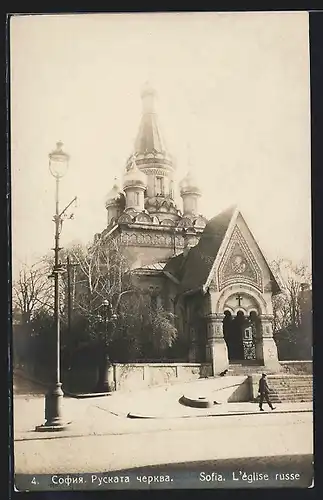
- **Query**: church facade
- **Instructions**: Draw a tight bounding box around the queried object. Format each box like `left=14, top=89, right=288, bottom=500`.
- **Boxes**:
left=96, top=83, right=282, bottom=375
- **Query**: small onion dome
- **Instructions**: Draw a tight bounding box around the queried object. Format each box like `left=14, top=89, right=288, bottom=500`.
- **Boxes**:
left=179, top=171, right=201, bottom=196
left=123, top=156, right=147, bottom=190
left=105, top=179, right=121, bottom=208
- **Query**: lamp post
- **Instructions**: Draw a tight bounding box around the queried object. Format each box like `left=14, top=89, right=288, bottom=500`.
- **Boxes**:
left=96, top=299, right=117, bottom=392
left=102, top=299, right=111, bottom=348
left=36, top=141, right=76, bottom=432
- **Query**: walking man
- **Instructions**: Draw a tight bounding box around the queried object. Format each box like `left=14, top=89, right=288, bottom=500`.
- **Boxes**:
left=258, top=373, right=276, bottom=411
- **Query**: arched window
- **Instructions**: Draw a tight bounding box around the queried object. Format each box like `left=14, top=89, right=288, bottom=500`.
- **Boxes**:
left=156, top=176, right=164, bottom=195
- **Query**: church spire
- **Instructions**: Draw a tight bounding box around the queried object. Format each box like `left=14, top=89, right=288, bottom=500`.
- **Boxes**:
left=141, top=81, right=156, bottom=114
left=125, top=85, right=180, bottom=221
left=133, top=82, right=168, bottom=156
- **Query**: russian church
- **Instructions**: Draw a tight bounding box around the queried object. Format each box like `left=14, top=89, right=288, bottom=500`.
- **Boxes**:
left=96, top=83, right=282, bottom=375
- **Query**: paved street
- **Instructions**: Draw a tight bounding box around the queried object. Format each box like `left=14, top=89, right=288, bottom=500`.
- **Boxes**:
left=14, top=398, right=313, bottom=474
left=12, top=372, right=313, bottom=477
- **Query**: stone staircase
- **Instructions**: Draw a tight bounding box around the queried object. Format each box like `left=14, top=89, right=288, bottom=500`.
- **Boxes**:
left=266, top=375, right=313, bottom=403
left=227, top=363, right=313, bottom=403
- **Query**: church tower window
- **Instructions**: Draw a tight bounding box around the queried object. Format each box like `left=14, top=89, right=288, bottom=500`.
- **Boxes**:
left=156, top=176, right=164, bottom=196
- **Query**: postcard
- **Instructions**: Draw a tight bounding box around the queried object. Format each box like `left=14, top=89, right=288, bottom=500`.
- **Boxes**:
left=10, top=11, right=313, bottom=491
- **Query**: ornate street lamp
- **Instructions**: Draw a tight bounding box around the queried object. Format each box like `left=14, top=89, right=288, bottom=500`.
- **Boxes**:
left=96, top=299, right=117, bottom=392
left=36, top=142, right=76, bottom=432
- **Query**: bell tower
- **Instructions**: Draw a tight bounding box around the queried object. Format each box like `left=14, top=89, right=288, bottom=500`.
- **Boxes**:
left=125, top=82, right=180, bottom=222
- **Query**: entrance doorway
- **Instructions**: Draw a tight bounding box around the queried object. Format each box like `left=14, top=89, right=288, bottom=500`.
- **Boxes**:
left=223, top=310, right=259, bottom=362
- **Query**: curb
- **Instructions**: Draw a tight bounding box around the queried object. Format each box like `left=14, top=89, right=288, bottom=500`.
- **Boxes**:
left=63, top=391, right=112, bottom=399
left=126, top=408, right=313, bottom=419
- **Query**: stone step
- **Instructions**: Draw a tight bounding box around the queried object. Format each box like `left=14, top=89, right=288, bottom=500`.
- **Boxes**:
left=270, top=385, right=313, bottom=389
left=273, top=393, right=313, bottom=396
left=276, top=398, right=313, bottom=401
left=271, top=394, right=313, bottom=398
left=271, top=388, right=312, bottom=392
left=270, top=379, right=313, bottom=382
left=272, top=393, right=312, bottom=396
left=268, top=377, right=312, bottom=381
left=271, top=385, right=312, bottom=390
left=270, top=386, right=313, bottom=391
left=272, top=397, right=313, bottom=400
left=270, top=385, right=312, bottom=389
left=269, top=378, right=313, bottom=382
left=271, top=390, right=313, bottom=393
left=272, top=385, right=313, bottom=388
left=269, top=377, right=312, bottom=381
left=271, top=394, right=312, bottom=398
left=271, top=384, right=313, bottom=388
left=271, top=398, right=312, bottom=403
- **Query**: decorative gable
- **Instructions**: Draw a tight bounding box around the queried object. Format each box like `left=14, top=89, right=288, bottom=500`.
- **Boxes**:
left=217, top=225, right=263, bottom=292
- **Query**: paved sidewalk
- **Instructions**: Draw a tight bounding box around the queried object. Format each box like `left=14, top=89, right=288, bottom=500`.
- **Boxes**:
left=13, top=391, right=312, bottom=442
left=14, top=407, right=313, bottom=474
left=89, top=377, right=313, bottom=418
left=13, top=372, right=313, bottom=475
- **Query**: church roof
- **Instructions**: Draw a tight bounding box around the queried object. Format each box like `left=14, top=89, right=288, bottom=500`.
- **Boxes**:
left=163, top=252, right=188, bottom=282
left=132, top=261, right=167, bottom=273
left=179, top=206, right=236, bottom=292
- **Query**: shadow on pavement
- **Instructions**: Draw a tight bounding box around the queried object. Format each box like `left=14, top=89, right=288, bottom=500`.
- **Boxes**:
left=115, top=454, right=313, bottom=476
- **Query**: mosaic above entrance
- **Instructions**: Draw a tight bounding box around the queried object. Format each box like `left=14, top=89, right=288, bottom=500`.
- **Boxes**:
left=217, top=225, right=263, bottom=292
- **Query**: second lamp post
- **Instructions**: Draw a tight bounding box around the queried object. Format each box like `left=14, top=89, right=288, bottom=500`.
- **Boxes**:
left=97, top=299, right=117, bottom=392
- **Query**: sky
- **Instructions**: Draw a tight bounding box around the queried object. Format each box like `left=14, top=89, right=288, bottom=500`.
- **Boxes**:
left=10, top=11, right=311, bottom=279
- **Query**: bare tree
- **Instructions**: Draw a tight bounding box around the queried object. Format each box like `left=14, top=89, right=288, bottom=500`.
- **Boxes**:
left=271, top=258, right=312, bottom=334
left=63, top=235, right=179, bottom=358
left=62, top=235, right=134, bottom=334
left=12, top=260, right=54, bottom=324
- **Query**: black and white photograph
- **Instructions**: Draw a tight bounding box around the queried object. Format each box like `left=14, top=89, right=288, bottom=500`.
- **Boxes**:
left=10, top=11, right=313, bottom=490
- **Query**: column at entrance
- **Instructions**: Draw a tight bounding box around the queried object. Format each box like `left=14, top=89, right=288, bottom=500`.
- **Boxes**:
left=258, top=315, right=281, bottom=371
left=205, top=313, right=229, bottom=376
left=188, top=326, right=199, bottom=362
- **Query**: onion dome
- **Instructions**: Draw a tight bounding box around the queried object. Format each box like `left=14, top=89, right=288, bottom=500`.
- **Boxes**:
left=123, top=156, right=147, bottom=190
left=179, top=171, right=201, bottom=196
left=105, top=178, right=121, bottom=208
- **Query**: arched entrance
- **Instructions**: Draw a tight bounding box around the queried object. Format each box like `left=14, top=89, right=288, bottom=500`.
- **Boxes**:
left=222, top=293, right=262, bottom=362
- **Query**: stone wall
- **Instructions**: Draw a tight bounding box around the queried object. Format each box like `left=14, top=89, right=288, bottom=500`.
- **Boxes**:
left=227, top=378, right=251, bottom=402
left=280, top=360, right=312, bottom=375
left=112, top=362, right=212, bottom=392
